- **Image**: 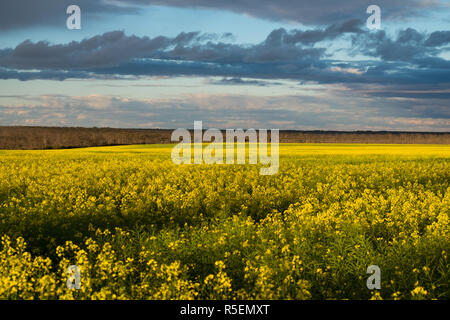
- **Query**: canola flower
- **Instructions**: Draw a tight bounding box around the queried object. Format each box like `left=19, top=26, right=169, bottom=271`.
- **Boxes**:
left=0, top=144, right=448, bottom=300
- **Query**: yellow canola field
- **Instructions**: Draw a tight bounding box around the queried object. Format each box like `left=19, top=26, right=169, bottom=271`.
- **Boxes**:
left=0, top=144, right=448, bottom=299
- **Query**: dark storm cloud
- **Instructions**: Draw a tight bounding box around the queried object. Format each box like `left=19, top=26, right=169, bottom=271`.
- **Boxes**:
left=0, top=31, right=180, bottom=69
left=0, top=26, right=333, bottom=69
left=0, top=20, right=371, bottom=74
left=0, top=0, right=139, bottom=30
left=0, top=23, right=449, bottom=91
left=0, top=0, right=446, bottom=30
left=130, top=0, right=444, bottom=25
left=351, top=28, right=450, bottom=66
left=273, top=19, right=363, bottom=45
left=425, top=31, right=450, bottom=46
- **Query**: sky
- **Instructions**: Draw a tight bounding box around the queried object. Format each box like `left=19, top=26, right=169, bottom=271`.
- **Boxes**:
left=0, top=0, right=449, bottom=131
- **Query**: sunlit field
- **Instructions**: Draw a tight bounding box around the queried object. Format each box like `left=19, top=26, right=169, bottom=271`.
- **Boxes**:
left=0, top=144, right=448, bottom=299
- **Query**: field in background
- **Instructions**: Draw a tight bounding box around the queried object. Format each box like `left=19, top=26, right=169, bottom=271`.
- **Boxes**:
left=0, top=144, right=449, bottom=299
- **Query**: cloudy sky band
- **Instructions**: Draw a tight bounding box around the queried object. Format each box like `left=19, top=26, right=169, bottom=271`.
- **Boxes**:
left=0, top=0, right=449, bottom=130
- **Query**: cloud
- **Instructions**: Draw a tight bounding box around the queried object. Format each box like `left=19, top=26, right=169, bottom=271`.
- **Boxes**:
left=425, top=31, right=450, bottom=46
left=262, top=19, right=364, bottom=46
left=130, top=0, right=446, bottom=25
left=0, top=26, right=337, bottom=74
left=351, top=28, right=443, bottom=62
left=0, top=0, right=139, bottom=30
left=1, top=0, right=447, bottom=30
left=0, top=31, right=177, bottom=69
left=1, top=3, right=448, bottom=131
left=209, top=77, right=283, bottom=86
left=0, top=67, right=95, bottom=81
left=0, top=24, right=449, bottom=106
left=1, top=22, right=448, bottom=74
left=2, top=92, right=449, bottom=131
